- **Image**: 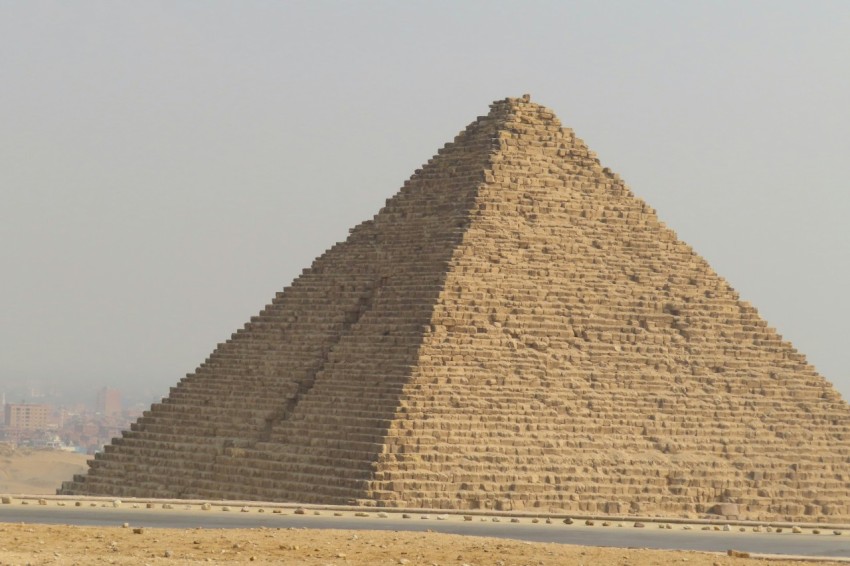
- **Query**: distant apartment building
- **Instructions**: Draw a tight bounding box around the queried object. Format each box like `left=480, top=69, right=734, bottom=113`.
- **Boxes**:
left=96, top=387, right=122, bottom=416
left=4, top=403, right=49, bottom=430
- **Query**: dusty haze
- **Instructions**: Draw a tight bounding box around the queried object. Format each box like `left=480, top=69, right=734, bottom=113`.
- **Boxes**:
left=1, top=2, right=848, bottom=404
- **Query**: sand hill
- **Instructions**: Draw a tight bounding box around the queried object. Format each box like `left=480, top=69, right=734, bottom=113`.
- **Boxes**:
left=0, top=445, right=88, bottom=494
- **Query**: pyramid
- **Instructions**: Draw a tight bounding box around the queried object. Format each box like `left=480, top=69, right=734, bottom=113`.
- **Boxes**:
left=61, top=95, right=850, bottom=521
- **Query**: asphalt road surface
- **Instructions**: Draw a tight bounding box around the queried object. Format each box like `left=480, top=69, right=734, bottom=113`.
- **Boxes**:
left=2, top=503, right=850, bottom=559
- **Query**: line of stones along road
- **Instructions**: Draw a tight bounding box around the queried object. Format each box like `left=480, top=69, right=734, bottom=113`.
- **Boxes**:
left=1, top=494, right=847, bottom=538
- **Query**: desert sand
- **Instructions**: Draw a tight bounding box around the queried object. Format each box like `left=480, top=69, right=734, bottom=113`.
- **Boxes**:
left=0, top=446, right=88, bottom=495
left=1, top=522, right=845, bottom=565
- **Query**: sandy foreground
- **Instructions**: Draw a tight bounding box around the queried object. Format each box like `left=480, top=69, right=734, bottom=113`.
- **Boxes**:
left=1, top=522, right=847, bottom=566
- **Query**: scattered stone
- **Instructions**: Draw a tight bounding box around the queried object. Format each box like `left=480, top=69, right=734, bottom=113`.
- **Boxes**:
left=722, top=524, right=731, bottom=532
left=563, top=518, right=573, bottom=525
left=378, top=512, right=389, bottom=518
left=1, top=497, right=11, bottom=504
left=464, top=516, right=473, bottom=522
left=634, top=522, right=645, bottom=528
left=683, top=525, right=692, bottom=530
left=491, top=517, right=500, bottom=523
left=75, top=501, right=81, bottom=507
left=162, top=503, right=173, bottom=510
left=752, top=526, right=761, bottom=532
left=420, top=515, right=430, bottom=520
left=399, top=559, right=410, bottom=565
left=146, top=503, right=154, bottom=509
left=775, top=527, right=783, bottom=533
left=437, top=514, right=448, bottom=520
left=334, top=511, right=343, bottom=516
left=240, top=506, right=250, bottom=513
left=738, top=527, right=746, bottom=532
left=545, top=518, right=552, bottom=524
left=355, top=512, right=369, bottom=517
left=585, top=520, right=594, bottom=526
left=792, top=526, right=802, bottom=534
left=701, top=526, right=711, bottom=531
left=201, top=503, right=211, bottom=511
left=402, top=513, right=411, bottom=519
left=510, top=518, right=520, bottom=523
left=112, top=500, right=121, bottom=507
left=813, top=529, right=820, bottom=534
left=294, top=507, right=306, bottom=515
left=313, top=510, right=320, bottom=515
left=121, top=523, right=129, bottom=528
left=163, top=549, right=173, bottom=558
left=133, top=528, right=144, bottom=535
left=727, top=550, right=750, bottom=558
left=38, top=499, right=47, bottom=505
left=602, top=521, right=611, bottom=527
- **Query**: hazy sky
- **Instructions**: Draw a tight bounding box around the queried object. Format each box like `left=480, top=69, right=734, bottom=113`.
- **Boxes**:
left=1, top=1, right=848, bottom=403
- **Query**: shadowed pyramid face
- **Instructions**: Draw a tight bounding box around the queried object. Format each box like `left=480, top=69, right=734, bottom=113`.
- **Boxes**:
left=61, top=96, right=850, bottom=522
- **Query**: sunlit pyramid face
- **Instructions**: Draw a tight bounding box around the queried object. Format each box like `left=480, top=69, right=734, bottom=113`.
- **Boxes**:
left=61, top=96, right=850, bottom=523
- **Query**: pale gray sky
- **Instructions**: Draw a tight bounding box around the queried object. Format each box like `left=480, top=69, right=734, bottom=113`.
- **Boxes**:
left=1, top=1, right=848, bottom=404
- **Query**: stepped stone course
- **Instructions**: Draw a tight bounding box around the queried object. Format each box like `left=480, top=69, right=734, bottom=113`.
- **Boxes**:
left=60, top=95, right=850, bottom=522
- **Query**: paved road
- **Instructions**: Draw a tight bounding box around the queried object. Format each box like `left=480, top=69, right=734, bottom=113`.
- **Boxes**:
left=3, top=504, right=850, bottom=558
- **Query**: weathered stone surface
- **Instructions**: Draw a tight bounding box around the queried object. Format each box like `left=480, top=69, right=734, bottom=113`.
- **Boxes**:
left=58, top=95, right=850, bottom=522
left=709, top=503, right=739, bottom=518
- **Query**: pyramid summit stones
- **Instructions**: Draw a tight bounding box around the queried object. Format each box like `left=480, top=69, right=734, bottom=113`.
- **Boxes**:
left=60, top=95, right=850, bottom=521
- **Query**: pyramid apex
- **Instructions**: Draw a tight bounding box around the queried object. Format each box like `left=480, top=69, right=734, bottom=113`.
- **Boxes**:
left=486, top=94, right=562, bottom=130
left=500, top=93, right=532, bottom=106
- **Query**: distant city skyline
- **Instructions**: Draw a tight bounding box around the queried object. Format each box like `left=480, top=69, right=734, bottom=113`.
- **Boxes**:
left=1, top=2, right=848, bottom=400
left=1, top=381, right=157, bottom=410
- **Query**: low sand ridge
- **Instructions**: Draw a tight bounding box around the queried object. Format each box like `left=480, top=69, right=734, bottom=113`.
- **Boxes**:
left=0, top=446, right=88, bottom=495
